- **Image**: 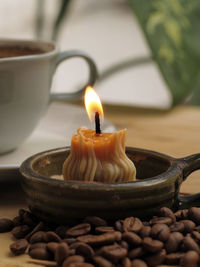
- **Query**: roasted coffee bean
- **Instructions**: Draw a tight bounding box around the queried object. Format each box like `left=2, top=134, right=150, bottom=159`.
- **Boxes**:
left=191, top=231, right=200, bottom=243
left=188, top=207, right=200, bottom=224
left=11, top=225, right=30, bottom=239
left=143, top=237, right=163, bottom=253
left=77, top=232, right=121, bottom=246
left=98, top=243, right=127, bottom=261
left=121, top=257, right=132, bottom=267
left=63, top=238, right=77, bottom=245
left=122, top=232, right=142, bottom=246
left=145, top=249, right=166, bottom=266
left=66, top=223, right=91, bottom=237
left=123, top=217, right=143, bottom=233
left=151, top=223, right=170, bottom=241
left=121, top=241, right=129, bottom=250
left=55, top=225, right=69, bottom=238
left=25, top=221, right=45, bottom=241
left=93, top=256, right=114, bottom=267
left=128, top=247, right=144, bottom=259
left=10, top=239, right=28, bottom=255
left=29, top=231, right=46, bottom=244
left=45, top=231, right=62, bottom=243
left=7, top=207, right=200, bottom=266
left=0, top=218, right=14, bottom=232
left=75, top=242, right=95, bottom=259
left=165, top=232, right=184, bottom=253
left=29, top=242, right=46, bottom=254
left=70, top=242, right=85, bottom=250
left=181, top=220, right=196, bottom=233
left=29, top=247, right=52, bottom=260
left=84, top=216, right=107, bottom=227
left=55, top=242, right=70, bottom=265
left=182, top=236, right=199, bottom=252
left=95, top=226, right=115, bottom=234
left=69, top=249, right=76, bottom=256
left=194, top=225, right=200, bottom=232
left=142, top=222, right=150, bottom=226
left=62, top=255, right=85, bottom=266
left=170, top=222, right=185, bottom=232
left=175, top=209, right=188, bottom=220
left=46, top=242, right=59, bottom=254
left=115, top=220, right=123, bottom=232
left=18, top=209, right=26, bottom=218
left=159, top=207, right=176, bottom=222
left=165, top=252, right=185, bottom=265
left=139, top=226, right=151, bottom=238
left=132, top=259, right=148, bottom=267
left=180, top=250, right=199, bottom=267
left=23, top=210, right=38, bottom=226
left=66, top=263, right=94, bottom=267
left=12, top=216, right=21, bottom=226
left=150, top=216, right=172, bottom=225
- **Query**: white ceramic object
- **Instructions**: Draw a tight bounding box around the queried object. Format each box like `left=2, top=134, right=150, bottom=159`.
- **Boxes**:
left=0, top=38, right=97, bottom=154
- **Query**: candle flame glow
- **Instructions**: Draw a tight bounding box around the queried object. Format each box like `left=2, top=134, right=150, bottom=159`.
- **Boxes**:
left=84, top=86, right=104, bottom=122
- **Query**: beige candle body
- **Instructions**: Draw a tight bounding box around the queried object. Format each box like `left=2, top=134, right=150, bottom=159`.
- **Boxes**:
left=62, top=127, right=136, bottom=183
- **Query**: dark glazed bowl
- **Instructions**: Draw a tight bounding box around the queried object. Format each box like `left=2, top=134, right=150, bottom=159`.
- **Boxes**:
left=20, top=147, right=200, bottom=224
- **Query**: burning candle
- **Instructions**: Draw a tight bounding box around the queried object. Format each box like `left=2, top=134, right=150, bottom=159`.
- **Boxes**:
left=84, top=86, right=103, bottom=134
left=62, top=86, right=136, bottom=183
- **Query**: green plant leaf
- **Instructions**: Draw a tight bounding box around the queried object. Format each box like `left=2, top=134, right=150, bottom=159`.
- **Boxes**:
left=129, top=0, right=200, bottom=106
left=52, top=0, right=72, bottom=40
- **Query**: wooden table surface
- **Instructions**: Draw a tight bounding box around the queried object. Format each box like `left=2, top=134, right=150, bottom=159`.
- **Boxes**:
left=105, top=104, right=200, bottom=194
left=0, top=103, right=200, bottom=266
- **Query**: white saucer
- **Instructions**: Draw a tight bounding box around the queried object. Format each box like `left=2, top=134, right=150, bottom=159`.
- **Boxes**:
left=0, top=102, right=116, bottom=181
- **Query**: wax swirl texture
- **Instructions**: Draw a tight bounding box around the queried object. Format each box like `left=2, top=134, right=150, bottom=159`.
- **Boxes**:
left=62, top=127, right=136, bottom=183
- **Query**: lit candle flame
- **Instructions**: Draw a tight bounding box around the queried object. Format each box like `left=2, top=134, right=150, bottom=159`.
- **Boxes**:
left=84, top=86, right=104, bottom=122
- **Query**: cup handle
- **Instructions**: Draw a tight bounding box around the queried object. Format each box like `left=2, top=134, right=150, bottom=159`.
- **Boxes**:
left=177, top=154, right=200, bottom=209
left=50, top=50, right=98, bottom=101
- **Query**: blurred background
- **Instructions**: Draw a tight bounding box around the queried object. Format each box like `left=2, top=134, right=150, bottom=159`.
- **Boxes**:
left=0, top=0, right=199, bottom=109
left=0, top=0, right=175, bottom=109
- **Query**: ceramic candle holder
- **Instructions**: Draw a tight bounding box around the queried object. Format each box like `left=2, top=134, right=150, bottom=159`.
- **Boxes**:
left=20, top=147, right=200, bottom=224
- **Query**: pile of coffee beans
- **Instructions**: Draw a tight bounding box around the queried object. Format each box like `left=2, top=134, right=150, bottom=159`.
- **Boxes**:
left=1, top=207, right=200, bottom=266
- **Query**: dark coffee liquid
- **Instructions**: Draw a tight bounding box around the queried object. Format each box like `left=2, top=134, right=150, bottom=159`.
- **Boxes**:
left=0, top=46, right=44, bottom=58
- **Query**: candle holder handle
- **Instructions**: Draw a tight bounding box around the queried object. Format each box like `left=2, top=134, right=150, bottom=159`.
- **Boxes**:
left=177, top=154, right=200, bottom=209
left=50, top=50, right=98, bottom=101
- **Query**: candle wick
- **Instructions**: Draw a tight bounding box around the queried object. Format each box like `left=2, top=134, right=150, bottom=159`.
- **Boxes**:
left=95, top=112, right=101, bottom=134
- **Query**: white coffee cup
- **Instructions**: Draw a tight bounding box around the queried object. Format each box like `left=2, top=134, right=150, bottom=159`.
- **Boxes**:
left=0, top=38, right=98, bottom=154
